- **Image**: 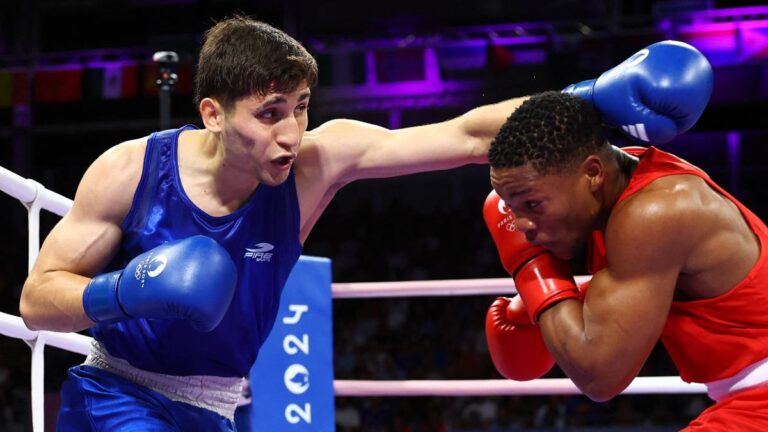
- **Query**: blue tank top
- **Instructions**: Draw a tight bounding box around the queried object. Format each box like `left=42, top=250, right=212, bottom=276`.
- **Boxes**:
left=91, top=125, right=303, bottom=377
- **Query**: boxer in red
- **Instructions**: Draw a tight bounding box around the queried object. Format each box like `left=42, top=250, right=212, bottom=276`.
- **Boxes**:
left=485, top=42, right=768, bottom=430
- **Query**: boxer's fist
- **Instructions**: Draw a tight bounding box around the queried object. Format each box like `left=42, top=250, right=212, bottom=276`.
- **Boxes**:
left=83, top=235, right=237, bottom=332
left=483, top=190, right=579, bottom=322
left=564, top=40, right=713, bottom=144
left=486, top=296, right=555, bottom=380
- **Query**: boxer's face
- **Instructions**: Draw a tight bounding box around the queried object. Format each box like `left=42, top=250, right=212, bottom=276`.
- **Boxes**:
left=490, top=163, right=598, bottom=260
left=218, top=84, right=311, bottom=186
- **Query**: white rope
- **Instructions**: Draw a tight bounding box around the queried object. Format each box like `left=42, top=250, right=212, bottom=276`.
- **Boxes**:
left=0, top=165, right=72, bottom=216
left=0, top=310, right=706, bottom=399
left=335, top=377, right=707, bottom=397
left=332, top=276, right=592, bottom=298
left=0, top=312, right=91, bottom=356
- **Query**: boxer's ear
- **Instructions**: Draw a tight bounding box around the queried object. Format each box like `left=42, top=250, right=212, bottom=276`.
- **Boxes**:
left=200, top=97, right=224, bottom=133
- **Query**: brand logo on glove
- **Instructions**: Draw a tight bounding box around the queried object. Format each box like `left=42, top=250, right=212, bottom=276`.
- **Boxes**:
left=495, top=201, right=518, bottom=232
left=621, top=123, right=649, bottom=142
left=244, top=242, right=275, bottom=262
left=133, top=252, right=168, bottom=288
left=497, top=199, right=511, bottom=215
left=146, top=255, right=168, bottom=278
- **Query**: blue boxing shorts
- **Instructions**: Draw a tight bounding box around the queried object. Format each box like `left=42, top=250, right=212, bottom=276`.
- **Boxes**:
left=56, top=365, right=236, bottom=432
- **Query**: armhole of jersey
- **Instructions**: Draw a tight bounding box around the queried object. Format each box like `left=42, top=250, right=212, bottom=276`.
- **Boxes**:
left=287, top=169, right=303, bottom=252
left=120, top=133, right=158, bottom=231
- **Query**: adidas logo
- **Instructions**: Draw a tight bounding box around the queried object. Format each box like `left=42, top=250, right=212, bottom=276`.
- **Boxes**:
left=621, top=123, right=649, bottom=142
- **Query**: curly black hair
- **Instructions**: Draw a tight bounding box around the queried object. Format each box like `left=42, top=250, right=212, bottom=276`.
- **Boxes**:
left=489, top=91, right=606, bottom=173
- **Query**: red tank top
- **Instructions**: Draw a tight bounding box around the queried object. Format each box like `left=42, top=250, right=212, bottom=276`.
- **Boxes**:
left=587, top=146, right=768, bottom=383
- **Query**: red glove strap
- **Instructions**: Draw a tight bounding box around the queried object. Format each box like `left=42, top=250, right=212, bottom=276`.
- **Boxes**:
left=514, top=253, right=580, bottom=322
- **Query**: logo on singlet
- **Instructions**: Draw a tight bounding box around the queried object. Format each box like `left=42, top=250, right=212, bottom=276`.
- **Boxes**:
left=244, top=242, right=275, bottom=262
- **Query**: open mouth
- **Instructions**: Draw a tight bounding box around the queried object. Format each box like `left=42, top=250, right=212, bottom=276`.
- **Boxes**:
left=274, top=155, right=294, bottom=167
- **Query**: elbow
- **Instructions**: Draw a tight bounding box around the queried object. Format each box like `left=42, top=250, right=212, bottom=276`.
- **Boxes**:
left=565, top=359, right=629, bottom=402
left=576, top=374, right=629, bottom=402
left=19, top=282, right=42, bottom=331
left=556, top=344, right=635, bottom=402
left=581, top=384, right=621, bottom=403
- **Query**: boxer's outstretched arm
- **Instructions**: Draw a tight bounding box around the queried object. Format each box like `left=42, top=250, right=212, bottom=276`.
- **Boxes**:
left=19, top=140, right=145, bottom=332
left=306, top=96, right=526, bottom=182
left=537, top=190, right=697, bottom=401
left=295, top=97, right=528, bottom=241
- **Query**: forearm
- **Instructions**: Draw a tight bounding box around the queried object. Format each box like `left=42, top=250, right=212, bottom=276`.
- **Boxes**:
left=20, top=271, right=94, bottom=333
left=538, top=300, right=638, bottom=401
left=460, top=96, right=529, bottom=161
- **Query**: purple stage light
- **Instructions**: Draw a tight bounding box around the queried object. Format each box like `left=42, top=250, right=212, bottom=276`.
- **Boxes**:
left=662, top=6, right=768, bottom=65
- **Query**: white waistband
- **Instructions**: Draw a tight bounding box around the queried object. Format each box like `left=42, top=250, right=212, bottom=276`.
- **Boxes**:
left=85, top=340, right=244, bottom=421
left=705, top=356, right=768, bottom=401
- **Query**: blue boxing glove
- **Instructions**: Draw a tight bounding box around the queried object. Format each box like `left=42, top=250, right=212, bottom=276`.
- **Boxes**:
left=563, top=40, right=713, bottom=144
left=83, top=235, right=237, bottom=332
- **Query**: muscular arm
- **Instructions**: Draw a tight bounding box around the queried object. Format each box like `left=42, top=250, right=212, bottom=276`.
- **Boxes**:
left=19, top=140, right=145, bottom=332
left=296, top=97, right=527, bottom=241
left=538, top=190, right=701, bottom=401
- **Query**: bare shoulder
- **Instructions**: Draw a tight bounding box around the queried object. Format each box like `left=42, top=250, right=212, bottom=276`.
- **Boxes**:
left=100, top=136, right=148, bottom=167
left=71, top=136, right=149, bottom=222
left=607, top=174, right=714, bottom=261
left=297, top=119, right=391, bottom=182
left=301, top=119, right=389, bottom=156
left=304, top=118, right=388, bottom=140
left=617, top=174, right=721, bottom=222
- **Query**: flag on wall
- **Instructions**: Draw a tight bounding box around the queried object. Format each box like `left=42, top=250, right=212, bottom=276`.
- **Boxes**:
left=34, top=67, right=82, bottom=103
left=0, top=71, right=11, bottom=107
left=84, top=63, right=139, bottom=100
left=490, top=44, right=548, bottom=73
left=104, top=63, right=138, bottom=99
left=12, top=71, right=29, bottom=105
left=490, top=44, right=516, bottom=73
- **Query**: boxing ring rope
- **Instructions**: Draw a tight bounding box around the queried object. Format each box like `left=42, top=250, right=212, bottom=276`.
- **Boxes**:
left=0, top=165, right=706, bottom=431
left=332, top=276, right=592, bottom=298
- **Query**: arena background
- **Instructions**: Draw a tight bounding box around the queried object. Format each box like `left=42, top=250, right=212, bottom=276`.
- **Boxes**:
left=1, top=0, right=767, bottom=430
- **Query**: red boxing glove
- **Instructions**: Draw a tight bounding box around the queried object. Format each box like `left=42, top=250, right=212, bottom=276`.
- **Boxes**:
left=486, top=296, right=555, bottom=380
left=483, top=190, right=579, bottom=322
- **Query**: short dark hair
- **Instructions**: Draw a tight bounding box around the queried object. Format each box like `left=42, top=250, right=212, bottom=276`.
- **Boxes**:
left=489, top=91, right=606, bottom=173
left=194, top=15, right=318, bottom=110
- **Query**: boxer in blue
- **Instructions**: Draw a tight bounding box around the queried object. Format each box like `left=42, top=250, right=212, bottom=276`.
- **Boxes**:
left=18, top=15, right=528, bottom=431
